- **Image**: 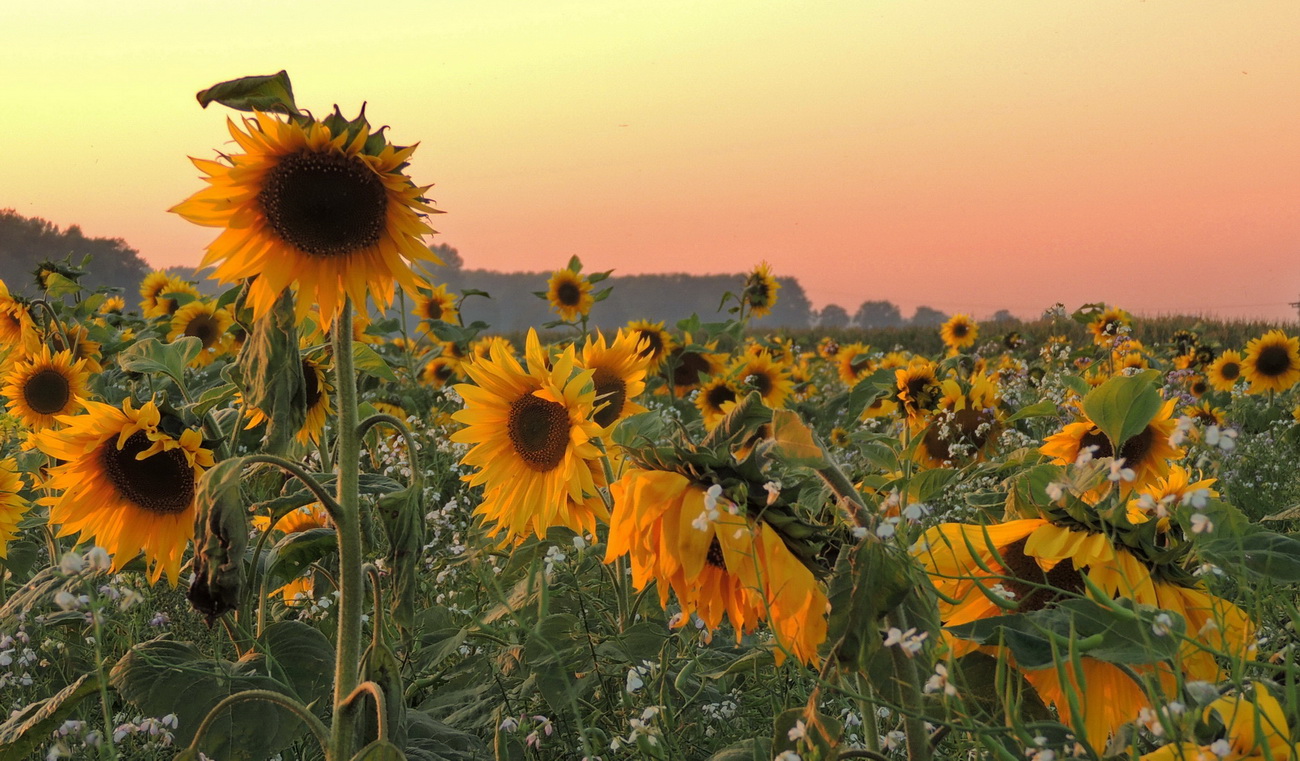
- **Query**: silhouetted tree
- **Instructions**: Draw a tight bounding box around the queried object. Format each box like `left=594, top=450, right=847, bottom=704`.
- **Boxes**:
left=990, top=309, right=1017, bottom=324
left=0, top=210, right=149, bottom=296
left=910, top=305, right=948, bottom=326
left=854, top=299, right=903, bottom=328
left=817, top=304, right=850, bottom=328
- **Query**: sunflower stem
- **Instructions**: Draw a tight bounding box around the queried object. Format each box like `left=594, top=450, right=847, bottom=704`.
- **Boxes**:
left=884, top=607, right=932, bottom=761
left=329, top=299, right=365, bottom=760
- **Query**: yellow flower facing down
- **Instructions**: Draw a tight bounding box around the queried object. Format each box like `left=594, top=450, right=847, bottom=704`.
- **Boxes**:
left=578, top=330, right=650, bottom=428
left=2, top=346, right=90, bottom=431
left=0, top=459, right=29, bottom=559
left=940, top=314, right=979, bottom=352
left=740, top=261, right=780, bottom=318
left=244, top=356, right=334, bottom=446
left=1241, top=330, right=1300, bottom=394
left=545, top=269, right=594, bottom=322
left=605, top=467, right=827, bottom=665
left=450, top=330, right=607, bottom=542
left=1142, top=685, right=1300, bottom=761
left=34, top=399, right=214, bottom=584
left=172, top=112, right=442, bottom=325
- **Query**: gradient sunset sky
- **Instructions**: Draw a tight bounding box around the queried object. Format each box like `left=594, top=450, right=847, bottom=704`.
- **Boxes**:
left=3, top=1, right=1298, bottom=321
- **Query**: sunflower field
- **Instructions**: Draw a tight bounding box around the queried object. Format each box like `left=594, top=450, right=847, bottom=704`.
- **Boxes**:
left=4, top=74, right=1300, bottom=761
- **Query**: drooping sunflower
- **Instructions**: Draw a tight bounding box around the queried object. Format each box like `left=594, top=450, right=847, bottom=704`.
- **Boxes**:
left=1241, top=330, right=1300, bottom=394
left=836, top=342, right=874, bottom=386
left=1040, top=399, right=1182, bottom=495
left=605, top=467, right=826, bottom=665
left=940, top=314, right=978, bottom=352
left=2, top=346, right=91, bottom=431
left=545, top=268, right=594, bottom=322
left=626, top=320, right=673, bottom=371
left=1206, top=350, right=1244, bottom=392
left=0, top=459, right=29, bottom=558
left=695, top=376, right=741, bottom=429
left=729, top=350, right=793, bottom=409
left=412, top=283, right=459, bottom=329
left=450, top=330, right=607, bottom=542
left=168, top=300, right=234, bottom=367
left=33, top=399, right=214, bottom=584
left=577, top=330, right=650, bottom=428
left=171, top=111, right=442, bottom=324
left=740, top=261, right=780, bottom=319
left=1087, top=306, right=1133, bottom=347
left=244, top=355, right=334, bottom=445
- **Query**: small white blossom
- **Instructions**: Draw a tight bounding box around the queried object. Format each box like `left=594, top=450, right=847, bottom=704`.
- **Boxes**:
left=1107, top=458, right=1136, bottom=483
left=58, top=553, right=85, bottom=575
left=787, top=719, right=806, bottom=741
left=1152, top=613, right=1174, bottom=637
left=1190, top=513, right=1214, bottom=534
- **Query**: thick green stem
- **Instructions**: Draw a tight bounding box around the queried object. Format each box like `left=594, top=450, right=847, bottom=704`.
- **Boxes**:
left=886, top=607, right=932, bottom=761
left=329, top=300, right=365, bottom=760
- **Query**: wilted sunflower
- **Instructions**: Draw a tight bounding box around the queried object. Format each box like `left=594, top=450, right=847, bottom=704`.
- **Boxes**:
left=1087, top=306, right=1132, bottom=347
left=172, top=111, right=441, bottom=324
left=245, top=356, right=333, bottom=445
left=0, top=459, right=29, bottom=558
left=2, top=346, right=90, bottom=431
left=695, top=376, right=741, bottom=429
left=168, top=301, right=233, bottom=367
left=1040, top=399, right=1181, bottom=495
left=836, top=342, right=874, bottom=386
left=740, top=261, right=780, bottom=319
left=420, top=356, right=460, bottom=388
left=729, top=351, right=793, bottom=409
left=1206, top=350, right=1243, bottom=392
left=577, top=330, right=650, bottom=428
left=412, top=283, right=459, bottom=329
left=450, top=330, right=607, bottom=542
left=34, top=399, right=213, bottom=584
left=545, top=268, right=593, bottom=322
left=626, top=320, right=672, bottom=371
left=940, top=314, right=978, bottom=352
left=606, top=467, right=827, bottom=665
left=1241, top=330, right=1300, bottom=394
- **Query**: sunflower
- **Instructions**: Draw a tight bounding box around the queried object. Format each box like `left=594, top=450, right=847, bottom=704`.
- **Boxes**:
left=545, top=268, right=594, bottom=322
left=0, top=280, right=37, bottom=362
left=244, top=355, right=334, bottom=445
left=1142, top=685, right=1300, bottom=761
left=894, top=360, right=943, bottom=419
left=940, top=314, right=978, bottom=352
left=1186, top=374, right=1209, bottom=399
left=626, top=320, right=672, bottom=371
left=577, top=330, right=650, bottom=428
left=2, top=346, right=91, bottom=431
left=172, top=111, right=441, bottom=325
left=167, top=301, right=234, bottom=367
left=33, top=399, right=213, bottom=584
left=836, top=342, right=874, bottom=386
left=1125, top=464, right=1217, bottom=528
left=729, top=351, right=793, bottom=409
left=252, top=503, right=332, bottom=604
left=1040, top=399, right=1182, bottom=495
left=816, top=336, right=840, bottom=361
left=605, top=467, right=827, bottom=665
left=1088, top=306, right=1133, bottom=347
left=1207, top=350, right=1244, bottom=392
left=50, top=324, right=103, bottom=374
left=1241, top=330, right=1300, bottom=394
left=420, top=356, right=460, bottom=388
left=1185, top=401, right=1226, bottom=428
left=450, top=330, right=607, bottom=542
left=662, top=335, right=723, bottom=397
left=914, top=375, right=1001, bottom=467
left=412, top=283, right=459, bottom=329
left=740, top=261, right=780, bottom=319
left=471, top=336, right=516, bottom=363
left=695, top=376, right=741, bottom=429
left=0, top=459, right=29, bottom=558
left=98, top=295, right=126, bottom=315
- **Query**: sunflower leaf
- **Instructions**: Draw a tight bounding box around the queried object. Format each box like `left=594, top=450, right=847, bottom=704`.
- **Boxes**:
left=258, top=621, right=335, bottom=708
left=0, top=672, right=101, bottom=759
left=354, top=342, right=399, bottom=383
left=768, top=409, right=825, bottom=468
left=234, top=288, right=305, bottom=455
left=378, top=484, right=426, bottom=635
left=1081, top=370, right=1163, bottom=451
left=118, top=336, right=201, bottom=392
left=1004, top=399, right=1060, bottom=424
left=196, top=70, right=299, bottom=115
left=266, top=527, right=338, bottom=592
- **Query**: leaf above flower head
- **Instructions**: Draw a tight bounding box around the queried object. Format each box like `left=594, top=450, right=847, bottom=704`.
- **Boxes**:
left=1081, top=370, right=1163, bottom=452
left=196, top=70, right=299, bottom=115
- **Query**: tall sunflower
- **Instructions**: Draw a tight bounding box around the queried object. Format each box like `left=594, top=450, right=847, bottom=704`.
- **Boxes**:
left=1241, top=330, right=1300, bottom=394
left=740, top=261, right=780, bottom=318
left=1040, top=399, right=1182, bottom=495
left=33, top=399, right=214, bottom=584
left=545, top=269, right=593, bottom=322
left=167, top=300, right=234, bottom=367
left=606, top=467, right=826, bottom=665
left=729, top=351, right=793, bottom=409
left=0, top=459, right=29, bottom=558
left=2, top=346, right=91, bottom=431
left=412, top=283, right=459, bottom=329
left=940, top=314, right=978, bottom=352
left=1088, top=306, right=1133, bottom=347
left=450, top=330, right=607, bottom=542
left=1207, top=350, right=1244, bottom=392
left=577, top=330, right=650, bottom=428
left=172, top=111, right=441, bottom=324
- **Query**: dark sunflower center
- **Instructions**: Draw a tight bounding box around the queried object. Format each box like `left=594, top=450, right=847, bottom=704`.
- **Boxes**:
left=423, top=301, right=444, bottom=321
left=1078, top=428, right=1114, bottom=459
left=303, top=361, right=323, bottom=408
left=100, top=430, right=194, bottom=515
left=1118, top=426, right=1153, bottom=467
left=672, top=351, right=711, bottom=388
left=555, top=281, right=582, bottom=307
left=507, top=393, right=571, bottom=472
left=183, top=314, right=221, bottom=349
left=746, top=370, right=773, bottom=397
left=259, top=149, right=387, bottom=258
left=23, top=368, right=71, bottom=415
left=705, top=536, right=727, bottom=570
left=745, top=284, right=771, bottom=307
left=952, top=323, right=969, bottom=338
left=998, top=538, right=1085, bottom=613
left=849, top=355, right=871, bottom=375
left=435, top=363, right=455, bottom=382
left=635, top=330, right=663, bottom=360
left=922, top=409, right=993, bottom=463
left=1255, top=345, right=1292, bottom=377
left=705, top=383, right=736, bottom=410
left=1191, top=379, right=1208, bottom=396
left=903, top=377, right=939, bottom=410
left=1220, top=361, right=1240, bottom=381
left=591, top=368, right=627, bottom=427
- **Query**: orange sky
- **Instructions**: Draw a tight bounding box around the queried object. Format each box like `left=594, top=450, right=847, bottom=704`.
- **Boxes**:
left=3, top=0, right=1298, bottom=321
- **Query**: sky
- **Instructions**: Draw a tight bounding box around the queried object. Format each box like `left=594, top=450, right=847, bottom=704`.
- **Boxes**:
left=2, top=0, right=1298, bottom=322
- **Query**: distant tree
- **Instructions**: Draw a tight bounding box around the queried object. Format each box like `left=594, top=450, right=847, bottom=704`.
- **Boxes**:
left=910, top=305, right=948, bottom=326
left=0, top=210, right=149, bottom=297
left=853, top=299, right=903, bottom=328
left=430, top=242, right=463, bottom=272
left=989, top=309, right=1017, bottom=324
left=817, top=304, right=850, bottom=328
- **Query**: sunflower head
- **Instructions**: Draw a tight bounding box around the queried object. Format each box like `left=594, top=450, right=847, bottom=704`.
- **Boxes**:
left=662, top=334, right=722, bottom=396
left=168, top=300, right=234, bottom=367
left=172, top=108, right=442, bottom=325
left=421, top=356, right=461, bottom=388
left=940, top=314, right=978, bottom=351
left=696, top=376, right=741, bottom=428
left=740, top=261, right=780, bottom=318
left=894, top=360, right=942, bottom=418
left=1206, top=350, right=1242, bottom=392
left=413, top=283, right=459, bottom=328
left=545, top=268, right=594, bottom=322
left=578, top=330, right=650, bottom=428
left=2, top=346, right=91, bottom=431
left=0, top=459, right=29, bottom=558
left=626, top=320, right=673, bottom=370
left=836, top=342, right=874, bottom=386
left=1242, top=330, right=1300, bottom=394
left=1087, top=306, right=1133, bottom=347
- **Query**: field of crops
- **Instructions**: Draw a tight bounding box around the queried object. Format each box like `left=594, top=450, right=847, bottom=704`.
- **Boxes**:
left=3, top=75, right=1300, bottom=761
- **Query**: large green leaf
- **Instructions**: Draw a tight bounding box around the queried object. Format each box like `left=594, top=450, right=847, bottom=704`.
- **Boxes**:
left=196, top=71, right=298, bottom=114
left=1185, top=501, right=1300, bottom=582
left=355, top=342, right=399, bottom=382
left=118, top=337, right=201, bottom=392
left=266, top=527, right=338, bottom=591
left=1081, top=371, right=1162, bottom=452
left=259, top=621, right=335, bottom=707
